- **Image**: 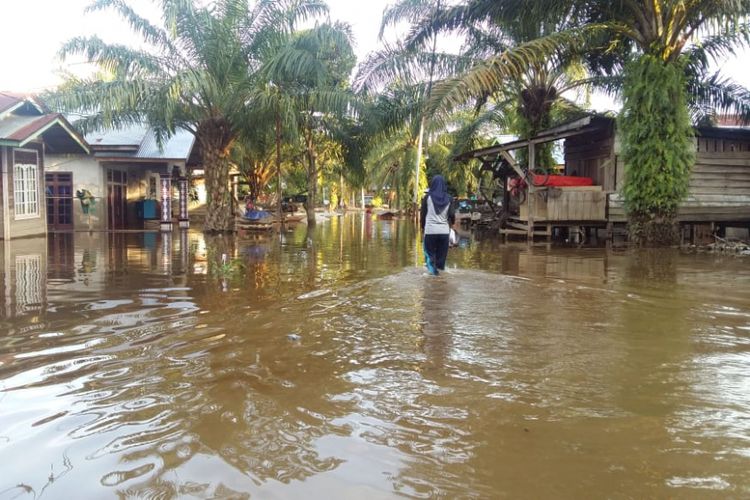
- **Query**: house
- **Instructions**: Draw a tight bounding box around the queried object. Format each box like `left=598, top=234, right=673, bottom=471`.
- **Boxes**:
left=46, top=123, right=197, bottom=232
left=0, top=92, right=89, bottom=240
left=457, top=114, right=750, bottom=241
left=2, top=92, right=199, bottom=239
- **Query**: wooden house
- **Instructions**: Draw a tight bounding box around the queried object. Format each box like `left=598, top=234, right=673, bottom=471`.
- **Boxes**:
left=0, top=92, right=89, bottom=240
left=458, top=115, right=750, bottom=241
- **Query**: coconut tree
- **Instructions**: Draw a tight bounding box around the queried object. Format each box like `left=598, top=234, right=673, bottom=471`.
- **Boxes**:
left=46, top=0, right=329, bottom=233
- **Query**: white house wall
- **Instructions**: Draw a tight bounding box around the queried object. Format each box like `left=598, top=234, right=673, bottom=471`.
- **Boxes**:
left=46, top=154, right=105, bottom=231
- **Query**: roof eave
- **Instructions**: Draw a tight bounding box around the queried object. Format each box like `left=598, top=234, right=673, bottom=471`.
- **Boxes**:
left=18, top=116, right=90, bottom=155
left=454, top=115, right=614, bottom=162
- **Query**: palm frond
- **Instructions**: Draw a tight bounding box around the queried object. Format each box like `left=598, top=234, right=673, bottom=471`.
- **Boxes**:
left=688, top=72, right=750, bottom=125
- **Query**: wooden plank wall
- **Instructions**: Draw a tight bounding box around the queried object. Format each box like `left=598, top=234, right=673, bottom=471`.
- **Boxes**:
left=564, top=126, right=616, bottom=191
left=690, top=149, right=750, bottom=197
left=546, top=188, right=607, bottom=221
left=522, top=188, right=607, bottom=221
left=609, top=136, right=750, bottom=223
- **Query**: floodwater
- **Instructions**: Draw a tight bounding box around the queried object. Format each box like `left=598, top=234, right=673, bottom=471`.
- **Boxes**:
left=1, top=215, right=749, bottom=499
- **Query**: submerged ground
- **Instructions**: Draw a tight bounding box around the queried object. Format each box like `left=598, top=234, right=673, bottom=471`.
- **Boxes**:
left=1, top=215, right=749, bottom=498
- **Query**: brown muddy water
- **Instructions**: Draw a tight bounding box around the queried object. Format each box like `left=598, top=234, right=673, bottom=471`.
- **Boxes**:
left=1, top=215, right=749, bottom=499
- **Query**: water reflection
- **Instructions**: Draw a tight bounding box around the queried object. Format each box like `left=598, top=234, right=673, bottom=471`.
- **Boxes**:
left=1, top=216, right=750, bottom=498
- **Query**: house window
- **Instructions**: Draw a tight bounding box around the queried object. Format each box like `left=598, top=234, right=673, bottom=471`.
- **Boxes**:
left=13, top=150, right=40, bottom=219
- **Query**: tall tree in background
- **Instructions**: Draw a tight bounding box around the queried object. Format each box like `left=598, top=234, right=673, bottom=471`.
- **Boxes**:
left=403, top=0, right=593, bottom=170
left=47, top=0, right=328, bottom=233
left=377, top=0, right=449, bottom=210
left=260, top=23, right=356, bottom=225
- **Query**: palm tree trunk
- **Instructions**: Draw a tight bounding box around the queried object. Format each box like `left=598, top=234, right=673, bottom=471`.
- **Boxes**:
left=339, top=172, right=344, bottom=210
left=198, top=122, right=234, bottom=233
left=275, top=111, right=284, bottom=230
left=414, top=116, right=425, bottom=210
left=304, top=128, right=317, bottom=227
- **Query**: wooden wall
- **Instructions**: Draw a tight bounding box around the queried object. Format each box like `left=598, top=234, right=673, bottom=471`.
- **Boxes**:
left=564, top=124, right=617, bottom=192
left=609, top=135, right=750, bottom=223
left=522, top=187, right=607, bottom=221
left=1, top=143, right=47, bottom=239
left=691, top=137, right=750, bottom=196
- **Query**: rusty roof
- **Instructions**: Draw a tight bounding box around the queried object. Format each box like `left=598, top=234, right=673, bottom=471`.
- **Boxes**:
left=0, top=91, right=45, bottom=116
left=0, top=109, right=89, bottom=154
left=0, top=93, right=22, bottom=114
left=4, top=113, right=60, bottom=141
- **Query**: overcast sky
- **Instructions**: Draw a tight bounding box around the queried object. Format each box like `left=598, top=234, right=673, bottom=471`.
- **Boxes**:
left=1, top=0, right=748, bottom=113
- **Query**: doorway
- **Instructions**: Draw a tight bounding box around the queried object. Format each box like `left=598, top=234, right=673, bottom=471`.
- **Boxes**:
left=107, top=169, right=128, bottom=230
left=45, top=172, right=74, bottom=231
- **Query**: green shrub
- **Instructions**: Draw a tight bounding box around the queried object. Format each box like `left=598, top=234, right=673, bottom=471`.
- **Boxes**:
left=619, top=55, right=694, bottom=246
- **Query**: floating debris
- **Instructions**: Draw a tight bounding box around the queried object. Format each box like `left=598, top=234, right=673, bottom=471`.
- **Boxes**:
left=685, top=235, right=750, bottom=256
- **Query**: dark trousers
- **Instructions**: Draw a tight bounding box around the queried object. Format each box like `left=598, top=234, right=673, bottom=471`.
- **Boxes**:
left=424, top=233, right=449, bottom=270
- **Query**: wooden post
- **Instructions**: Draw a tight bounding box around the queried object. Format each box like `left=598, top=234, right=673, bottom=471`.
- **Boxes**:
left=527, top=142, right=535, bottom=241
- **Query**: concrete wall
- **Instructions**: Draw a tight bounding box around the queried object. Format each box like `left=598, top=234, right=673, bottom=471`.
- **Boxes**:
left=44, top=157, right=189, bottom=231
left=46, top=154, right=106, bottom=231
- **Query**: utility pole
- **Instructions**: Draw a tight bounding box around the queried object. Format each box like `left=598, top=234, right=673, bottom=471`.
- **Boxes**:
left=413, top=0, right=441, bottom=215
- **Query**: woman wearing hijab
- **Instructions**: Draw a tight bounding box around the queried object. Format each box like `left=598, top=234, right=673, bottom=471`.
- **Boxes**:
left=420, top=175, right=455, bottom=275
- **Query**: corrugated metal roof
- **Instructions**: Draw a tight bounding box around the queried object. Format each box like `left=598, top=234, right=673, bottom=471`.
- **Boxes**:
left=136, top=128, right=195, bottom=160
left=87, top=124, right=195, bottom=161
left=0, top=111, right=89, bottom=153
left=0, top=114, right=41, bottom=139
left=6, top=114, right=60, bottom=141
left=0, top=93, right=22, bottom=114
left=0, top=92, right=46, bottom=116
left=85, top=123, right=150, bottom=146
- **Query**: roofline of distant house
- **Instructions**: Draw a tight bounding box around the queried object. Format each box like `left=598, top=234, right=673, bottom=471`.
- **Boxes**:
left=0, top=92, right=46, bottom=117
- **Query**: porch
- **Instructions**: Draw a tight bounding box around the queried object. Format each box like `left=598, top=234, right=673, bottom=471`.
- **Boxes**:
left=457, top=115, right=613, bottom=241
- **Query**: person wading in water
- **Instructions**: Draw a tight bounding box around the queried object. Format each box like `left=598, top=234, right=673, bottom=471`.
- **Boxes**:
left=420, top=175, right=455, bottom=275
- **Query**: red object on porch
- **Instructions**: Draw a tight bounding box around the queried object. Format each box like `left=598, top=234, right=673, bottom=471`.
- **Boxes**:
left=532, top=174, right=593, bottom=187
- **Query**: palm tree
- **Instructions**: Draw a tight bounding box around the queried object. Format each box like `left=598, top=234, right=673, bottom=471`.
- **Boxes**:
left=372, top=0, right=457, bottom=210
left=408, top=0, right=750, bottom=244
left=46, top=0, right=329, bottom=233
left=231, top=132, right=276, bottom=205
left=258, top=23, right=357, bottom=225
left=559, top=0, right=750, bottom=243
left=399, top=1, right=594, bottom=170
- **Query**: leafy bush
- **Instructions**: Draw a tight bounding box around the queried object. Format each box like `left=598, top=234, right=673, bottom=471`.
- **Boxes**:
left=619, top=55, right=695, bottom=245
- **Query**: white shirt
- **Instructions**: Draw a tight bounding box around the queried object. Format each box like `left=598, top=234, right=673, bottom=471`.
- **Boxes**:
left=424, top=197, right=450, bottom=235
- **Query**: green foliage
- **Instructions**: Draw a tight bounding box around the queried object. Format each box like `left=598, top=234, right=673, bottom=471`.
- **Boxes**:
left=619, top=55, right=695, bottom=243
left=46, top=0, right=332, bottom=232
